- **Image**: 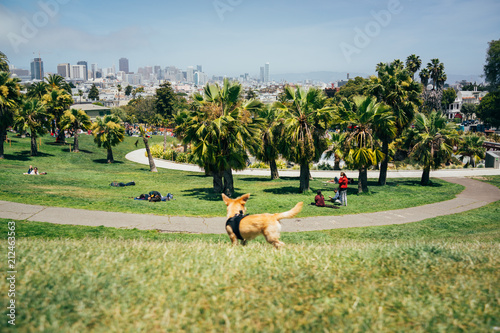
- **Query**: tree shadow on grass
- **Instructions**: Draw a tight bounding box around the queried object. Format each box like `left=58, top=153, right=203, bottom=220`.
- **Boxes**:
left=15, top=150, right=55, bottom=158
left=263, top=186, right=301, bottom=195
left=93, top=159, right=124, bottom=164
left=181, top=187, right=225, bottom=201
left=2, top=153, right=31, bottom=162
left=62, top=148, right=93, bottom=154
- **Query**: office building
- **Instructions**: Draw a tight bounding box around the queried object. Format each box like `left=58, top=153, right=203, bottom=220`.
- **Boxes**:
left=30, top=58, right=44, bottom=80
left=260, top=66, right=264, bottom=82
left=119, top=58, right=129, bottom=74
left=70, top=65, right=86, bottom=80
left=57, top=63, right=70, bottom=78
left=77, top=61, right=88, bottom=80
left=264, top=62, right=270, bottom=83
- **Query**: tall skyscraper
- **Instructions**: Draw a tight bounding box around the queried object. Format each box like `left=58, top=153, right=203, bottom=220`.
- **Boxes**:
left=196, top=65, right=202, bottom=73
left=264, top=62, right=270, bottom=83
left=186, top=66, right=194, bottom=83
left=77, top=61, right=88, bottom=80
left=119, top=58, right=129, bottom=74
left=30, top=58, right=44, bottom=80
left=90, top=63, right=98, bottom=79
left=57, top=63, right=70, bottom=78
left=260, top=66, right=264, bottom=82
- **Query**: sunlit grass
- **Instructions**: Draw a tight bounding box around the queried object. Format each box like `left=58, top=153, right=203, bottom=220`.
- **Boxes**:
left=0, top=133, right=463, bottom=217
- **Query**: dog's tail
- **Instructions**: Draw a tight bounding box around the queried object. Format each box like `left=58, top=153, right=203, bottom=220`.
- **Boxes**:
left=274, top=202, right=303, bottom=221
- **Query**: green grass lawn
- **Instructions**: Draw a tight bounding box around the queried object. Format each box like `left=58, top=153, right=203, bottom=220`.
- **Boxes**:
left=0, top=133, right=463, bottom=218
left=1, top=190, right=499, bottom=332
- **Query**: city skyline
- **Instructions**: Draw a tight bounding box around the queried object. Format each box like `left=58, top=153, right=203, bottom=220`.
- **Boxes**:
left=1, top=0, right=499, bottom=79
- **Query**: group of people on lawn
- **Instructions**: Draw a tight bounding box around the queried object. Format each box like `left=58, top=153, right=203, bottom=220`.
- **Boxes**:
left=312, top=172, right=348, bottom=209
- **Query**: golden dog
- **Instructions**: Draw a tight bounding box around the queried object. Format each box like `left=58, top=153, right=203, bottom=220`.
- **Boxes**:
left=222, top=193, right=303, bottom=249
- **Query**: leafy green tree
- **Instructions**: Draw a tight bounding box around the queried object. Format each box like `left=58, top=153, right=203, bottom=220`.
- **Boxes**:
left=324, top=131, right=347, bottom=171
left=275, top=85, right=334, bottom=193
left=88, top=84, right=99, bottom=101
left=408, top=111, right=456, bottom=185
left=484, top=39, right=500, bottom=91
left=60, top=108, right=92, bottom=152
left=155, top=81, right=177, bottom=119
left=139, top=126, right=157, bottom=172
left=368, top=60, right=422, bottom=185
left=441, top=87, right=457, bottom=111
left=476, top=91, right=500, bottom=127
left=0, top=71, right=21, bottom=158
left=334, top=96, right=394, bottom=193
left=91, top=114, right=125, bottom=163
left=335, top=76, right=369, bottom=100
left=458, top=133, right=485, bottom=167
left=460, top=103, right=476, bottom=121
left=246, top=89, right=258, bottom=100
left=253, top=104, right=283, bottom=179
left=125, top=85, right=133, bottom=96
left=405, top=54, right=422, bottom=80
left=14, top=98, right=50, bottom=156
left=176, top=79, right=262, bottom=195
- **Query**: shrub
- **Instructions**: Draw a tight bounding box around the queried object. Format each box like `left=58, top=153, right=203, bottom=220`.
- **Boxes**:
left=248, top=161, right=269, bottom=169
left=175, top=153, right=189, bottom=163
left=316, top=162, right=334, bottom=170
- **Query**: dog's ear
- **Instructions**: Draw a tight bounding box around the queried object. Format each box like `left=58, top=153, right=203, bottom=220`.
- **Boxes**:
left=222, top=193, right=232, bottom=206
left=240, top=193, right=250, bottom=203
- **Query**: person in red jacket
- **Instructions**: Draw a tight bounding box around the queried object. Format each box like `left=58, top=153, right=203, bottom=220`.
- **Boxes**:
left=338, top=172, right=348, bottom=206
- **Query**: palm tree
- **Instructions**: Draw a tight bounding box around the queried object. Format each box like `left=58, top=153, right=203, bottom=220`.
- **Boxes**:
left=458, top=133, right=485, bottom=168
left=419, top=68, right=430, bottom=90
left=26, top=81, right=49, bottom=99
left=427, top=59, right=445, bottom=90
left=368, top=60, right=422, bottom=185
left=0, top=51, right=9, bottom=72
left=276, top=85, right=334, bottom=193
left=176, top=79, right=262, bottom=195
left=91, top=114, right=125, bottom=163
left=324, top=131, right=347, bottom=171
left=405, top=54, right=422, bottom=81
left=0, top=72, right=21, bottom=159
left=45, top=73, right=72, bottom=94
left=42, top=87, right=74, bottom=143
left=59, top=108, right=92, bottom=152
left=78, top=89, right=83, bottom=103
left=253, top=104, right=284, bottom=179
left=14, top=98, right=50, bottom=156
left=408, top=111, right=455, bottom=185
left=139, top=125, right=157, bottom=172
left=334, top=96, right=394, bottom=193
left=117, top=84, right=122, bottom=105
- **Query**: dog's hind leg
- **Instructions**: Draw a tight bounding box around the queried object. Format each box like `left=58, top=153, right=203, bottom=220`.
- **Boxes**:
left=226, top=226, right=239, bottom=246
left=262, top=227, right=284, bottom=249
left=241, top=239, right=247, bottom=246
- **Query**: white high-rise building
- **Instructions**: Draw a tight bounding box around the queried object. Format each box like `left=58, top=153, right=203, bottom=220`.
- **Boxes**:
left=186, top=66, right=194, bottom=83
left=70, top=65, right=86, bottom=80
left=264, top=62, right=270, bottom=83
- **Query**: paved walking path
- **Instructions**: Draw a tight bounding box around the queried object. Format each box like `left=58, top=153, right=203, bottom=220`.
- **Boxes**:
left=1, top=149, right=499, bottom=234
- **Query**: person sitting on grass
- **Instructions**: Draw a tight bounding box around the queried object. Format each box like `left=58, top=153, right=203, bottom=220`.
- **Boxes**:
left=311, top=190, right=338, bottom=209
left=326, top=176, right=339, bottom=184
left=328, top=189, right=341, bottom=204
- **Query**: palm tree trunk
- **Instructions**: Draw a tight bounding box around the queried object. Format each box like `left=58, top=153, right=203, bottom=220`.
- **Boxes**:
left=163, top=129, right=168, bottom=152
left=30, top=133, right=38, bottom=156
left=73, top=129, right=79, bottom=153
left=333, top=155, right=341, bottom=171
left=0, top=127, right=6, bottom=159
left=213, top=170, right=223, bottom=193
left=269, top=159, right=279, bottom=180
left=56, top=126, right=65, bottom=144
left=223, top=168, right=234, bottom=197
left=378, top=139, right=389, bottom=186
left=358, top=167, right=368, bottom=194
left=143, top=137, right=158, bottom=172
left=421, top=166, right=431, bottom=186
left=107, top=148, right=114, bottom=163
left=299, top=162, right=310, bottom=193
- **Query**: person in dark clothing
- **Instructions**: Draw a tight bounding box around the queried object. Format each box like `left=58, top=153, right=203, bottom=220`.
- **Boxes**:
left=311, top=190, right=338, bottom=209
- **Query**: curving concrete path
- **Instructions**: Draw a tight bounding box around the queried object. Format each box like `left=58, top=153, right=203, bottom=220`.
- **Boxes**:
left=0, top=149, right=499, bottom=234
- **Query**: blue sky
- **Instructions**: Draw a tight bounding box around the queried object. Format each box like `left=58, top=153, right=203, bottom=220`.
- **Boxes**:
left=1, top=0, right=499, bottom=79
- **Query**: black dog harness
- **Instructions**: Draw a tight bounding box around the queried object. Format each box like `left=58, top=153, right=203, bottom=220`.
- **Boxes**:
left=225, top=211, right=248, bottom=241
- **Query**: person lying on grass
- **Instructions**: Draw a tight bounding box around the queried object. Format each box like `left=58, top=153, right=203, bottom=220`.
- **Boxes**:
left=23, top=166, right=47, bottom=175
left=134, top=191, right=173, bottom=202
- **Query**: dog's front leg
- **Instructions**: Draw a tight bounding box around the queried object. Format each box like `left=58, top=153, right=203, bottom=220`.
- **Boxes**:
left=226, top=226, right=239, bottom=246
